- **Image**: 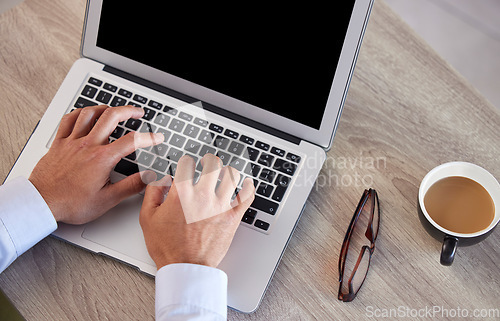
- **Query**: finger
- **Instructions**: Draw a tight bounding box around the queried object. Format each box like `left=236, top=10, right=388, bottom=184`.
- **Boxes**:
left=107, top=131, right=164, bottom=162
left=230, top=178, right=256, bottom=213
left=216, top=166, right=240, bottom=200
left=142, top=175, right=173, bottom=211
left=55, top=109, right=82, bottom=139
left=197, top=153, right=222, bottom=192
left=88, top=105, right=145, bottom=144
left=103, top=170, right=156, bottom=207
left=175, top=155, right=196, bottom=184
left=71, top=105, right=109, bottom=139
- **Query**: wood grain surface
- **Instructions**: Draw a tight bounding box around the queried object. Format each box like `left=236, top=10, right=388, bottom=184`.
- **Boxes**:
left=1, top=0, right=499, bottom=320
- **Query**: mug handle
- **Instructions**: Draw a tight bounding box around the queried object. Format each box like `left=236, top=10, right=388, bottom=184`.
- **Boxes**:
left=440, top=235, right=459, bottom=266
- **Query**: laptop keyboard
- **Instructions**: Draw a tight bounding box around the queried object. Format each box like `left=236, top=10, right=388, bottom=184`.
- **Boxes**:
left=67, top=75, right=302, bottom=234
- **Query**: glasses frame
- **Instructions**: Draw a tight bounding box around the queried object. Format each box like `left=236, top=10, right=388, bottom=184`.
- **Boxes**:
left=338, top=188, right=380, bottom=302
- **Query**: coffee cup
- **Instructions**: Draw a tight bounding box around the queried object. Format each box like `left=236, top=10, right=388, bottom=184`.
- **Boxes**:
left=418, top=162, right=500, bottom=265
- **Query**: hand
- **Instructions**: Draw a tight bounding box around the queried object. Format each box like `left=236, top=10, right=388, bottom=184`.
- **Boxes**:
left=140, top=154, right=255, bottom=269
left=29, top=105, right=164, bottom=224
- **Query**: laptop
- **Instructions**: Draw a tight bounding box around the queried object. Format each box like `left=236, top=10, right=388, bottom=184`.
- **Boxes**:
left=5, top=0, right=373, bottom=313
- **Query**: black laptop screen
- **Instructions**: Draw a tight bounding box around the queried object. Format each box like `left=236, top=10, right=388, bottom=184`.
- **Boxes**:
left=97, top=2, right=355, bottom=129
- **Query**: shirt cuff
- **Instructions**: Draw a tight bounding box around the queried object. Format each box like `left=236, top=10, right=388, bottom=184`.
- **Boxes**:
left=0, top=176, right=57, bottom=257
left=155, top=263, right=228, bottom=320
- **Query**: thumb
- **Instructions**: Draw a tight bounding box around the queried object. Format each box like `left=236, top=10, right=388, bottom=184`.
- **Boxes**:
left=106, top=171, right=157, bottom=204
left=142, top=175, right=173, bottom=211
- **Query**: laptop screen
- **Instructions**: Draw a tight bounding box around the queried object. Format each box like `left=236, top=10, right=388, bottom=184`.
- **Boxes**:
left=96, top=3, right=355, bottom=129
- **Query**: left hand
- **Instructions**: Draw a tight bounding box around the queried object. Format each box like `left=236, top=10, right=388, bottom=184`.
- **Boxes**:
left=29, top=105, right=164, bottom=224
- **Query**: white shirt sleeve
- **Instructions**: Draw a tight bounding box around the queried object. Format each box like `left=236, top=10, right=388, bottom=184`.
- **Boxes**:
left=155, top=263, right=228, bottom=321
left=0, top=177, right=57, bottom=273
left=1, top=177, right=228, bottom=320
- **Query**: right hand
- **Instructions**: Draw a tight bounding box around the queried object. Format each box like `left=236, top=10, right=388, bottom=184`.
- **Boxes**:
left=139, top=154, right=255, bottom=269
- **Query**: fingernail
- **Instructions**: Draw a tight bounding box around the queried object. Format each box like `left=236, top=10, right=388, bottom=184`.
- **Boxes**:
left=155, top=133, right=165, bottom=142
left=142, top=170, right=157, bottom=184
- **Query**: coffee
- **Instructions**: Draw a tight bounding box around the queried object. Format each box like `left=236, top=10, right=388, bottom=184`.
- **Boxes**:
left=424, top=176, right=495, bottom=234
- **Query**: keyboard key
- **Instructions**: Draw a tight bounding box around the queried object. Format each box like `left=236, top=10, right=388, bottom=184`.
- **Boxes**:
left=183, top=124, right=200, bottom=138
left=257, top=182, right=273, bottom=197
left=275, top=174, right=291, bottom=187
left=258, top=153, right=274, bottom=167
left=114, top=159, right=140, bottom=176
left=164, top=105, right=178, bottom=115
left=88, top=77, right=103, bottom=86
left=229, top=157, right=246, bottom=171
left=273, top=158, right=297, bottom=176
left=244, top=163, right=261, bottom=177
left=240, top=135, right=255, bottom=145
left=74, top=97, right=95, bottom=108
left=156, top=128, right=171, bottom=142
left=241, top=215, right=254, bottom=224
left=227, top=141, right=245, bottom=156
left=168, top=119, right=185, bottom=132
left=286, top=152, right=301, bottom=163
left=96, top=90, right=112, bottom=104
left=110, top=96, right=127, bottom=107
left=213, top=135, right=230, bottom=150
left=151, top=143, right=168, bottom=157
left=154, top=113, right=170, bottom=127
left=199, top=145, right=216, bottom=157
left=194, top=117, right=208, bottom=127
left=179, top=112, right=193, bottom=122
left=224, top=129, right=239, bottom=139
left=185, top=154, right=198, bottom=164
left=104, top=83, right=117, bottom=92
left=154, top=171, right=165, bottom=181
left=242, top=146, right=259, bottom=161
left=209, top=123, right=224, bottom=133
left=216, top=151, right=231, bottom=165
left=118, top=88, right=133, bottom=98
left=125, top=151, right=137, bottom=161
left=259, top=168, right=276, bottom=183
left=272, top=185, right=288, bottom=202
left=241, top=208, right=257, bottom=224
left=128, top=102, right=141, bottom=108
left=166, top=147, right=183, bottom=162
left=137, top=151, right=154, bottom=167
left=152, top=157, right=169, bottom=172
left=185, top=139, right=201, bottom=154
left=125, top=118, right=142, bottom=130
left=142, top=107, right=156, bottom=121
left=110, top=126, right=124, bottom=139
left=169, top=134, right=186, bottom=148
left=133, top=94, right=148, bottom=104
left=198, top=130, right=215, bottom=144
left=255, top=141, right=270, bottom=151
left=254, top=219, right=270, bottom=231
left=139, top=122, right=156, bottom=133
left=252, top=196, right=279, bottom=215
left=270, top=147, right=286, bottom=157
left=81, top=85, right=98, bottom=99
left=148, top=100, right=163, bottom=110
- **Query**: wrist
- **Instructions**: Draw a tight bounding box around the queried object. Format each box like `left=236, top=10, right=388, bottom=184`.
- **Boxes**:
left=153, top=256, right=215, bottom=270
left=28, top=177, right=63, bottom=222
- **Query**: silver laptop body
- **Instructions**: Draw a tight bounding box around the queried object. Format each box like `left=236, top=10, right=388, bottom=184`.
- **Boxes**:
left=5, top=0, right=373, bottom=313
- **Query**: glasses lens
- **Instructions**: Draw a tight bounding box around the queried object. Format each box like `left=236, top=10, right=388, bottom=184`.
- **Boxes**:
left=340, top=193, right=373, bottom=296
left=349, top=247, right=371, bottom=298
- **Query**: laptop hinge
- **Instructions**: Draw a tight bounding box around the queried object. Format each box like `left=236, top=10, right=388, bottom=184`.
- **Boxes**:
left=103, top=65, right=302, bottom=145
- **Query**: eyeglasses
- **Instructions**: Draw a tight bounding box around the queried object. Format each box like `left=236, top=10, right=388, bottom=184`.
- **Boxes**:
left=338, top=188, right=380, bottom=302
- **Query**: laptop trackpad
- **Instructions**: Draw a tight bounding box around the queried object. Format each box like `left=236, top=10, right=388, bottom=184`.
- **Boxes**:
left=81, top=194, right=154, bottom=265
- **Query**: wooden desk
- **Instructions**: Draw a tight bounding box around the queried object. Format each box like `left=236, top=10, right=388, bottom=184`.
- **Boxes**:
left=1, top=0, right=499, bottom=320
